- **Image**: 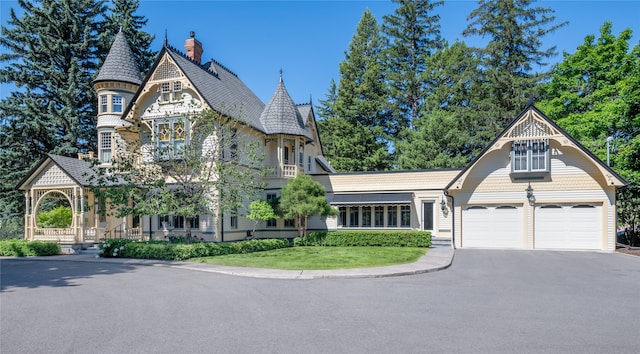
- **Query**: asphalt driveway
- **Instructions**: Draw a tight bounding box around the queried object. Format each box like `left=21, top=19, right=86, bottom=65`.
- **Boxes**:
left=2, top=250, right=639, bottom=353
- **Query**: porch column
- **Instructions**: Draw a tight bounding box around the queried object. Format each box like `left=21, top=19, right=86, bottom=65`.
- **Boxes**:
left=24, top=192, right=30, bottom=241
left=73, top=187, right=79, bottom=243
left=79, top=188, right=85, bottom=242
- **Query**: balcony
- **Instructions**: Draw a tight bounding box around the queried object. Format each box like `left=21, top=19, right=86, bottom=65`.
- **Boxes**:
left=266, top=164, right=303, bottom=179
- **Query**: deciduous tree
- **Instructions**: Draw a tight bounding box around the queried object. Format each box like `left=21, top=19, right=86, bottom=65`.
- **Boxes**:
left=279, top=174, right=336, bottom=237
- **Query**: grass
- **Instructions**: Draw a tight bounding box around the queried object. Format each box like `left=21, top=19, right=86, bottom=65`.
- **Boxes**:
left=188, top=246, right=427, bottom=270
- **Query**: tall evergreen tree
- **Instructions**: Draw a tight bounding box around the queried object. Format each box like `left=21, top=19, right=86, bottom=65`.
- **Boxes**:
left=318, top=10, right=392, bottom=171
left=99, top=0, right=156, bottom=75
left=463, top=0, right=567, bottom=128
left=0, top=0, right=106, bottom=231
left=382, top=0, right=445, bottom=133
left=396, top=41, right=490, bottom=169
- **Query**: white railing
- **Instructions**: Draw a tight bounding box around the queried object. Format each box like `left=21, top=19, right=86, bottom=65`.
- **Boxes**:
left=126, top=228, right=142, bottom=240
left=34, top=228, right=75, bottom=243
left=84, top=227, right=97, bottom=241
left=282, top=165, right=297, bottom=178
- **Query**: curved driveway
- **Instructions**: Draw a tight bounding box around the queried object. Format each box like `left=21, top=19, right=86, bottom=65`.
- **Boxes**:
left=2, top=250, right=639, bottom=353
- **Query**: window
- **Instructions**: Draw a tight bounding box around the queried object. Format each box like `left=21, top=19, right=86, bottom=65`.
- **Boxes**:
left=99, top=132, right=112, bottom=164
left=230, top=212, right=238, bottom=229
left=284, top=146, right=289, bottom=164
left=299, top=143, right=304, bottom=167
left=400, top=205, right=411, bottom=227
left=362, top=206, right=371, bottom=227
left=159, top=215, right=199, bottom=229
left=511, top=139, right=549, bottom=173
left=100, top=95, right=108, bottom=113
left=387, top=206, right=398, bottom=227
left=338, top=207, right=347, bottom=227
left=374, top=206, right=384, bottom=227
left=284, top=219, right=295, bottom=227
left=349, top=207, right=359, bottom=227
left=156, top=119, right=187, bottom=155
left=266, top=193, right=277, bottom=228
left=308, top=156, right=312, bottom=172
left=161, top=82, right=171, bottom=101
left=112, top=95, right=123, bottom=113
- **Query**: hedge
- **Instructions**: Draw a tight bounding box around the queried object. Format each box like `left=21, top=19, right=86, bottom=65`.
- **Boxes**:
left=294, top=230, right=431, bottom=248
left=0, top=239, right=61, bottom=257
left=99, top=238, right=291, bottom=261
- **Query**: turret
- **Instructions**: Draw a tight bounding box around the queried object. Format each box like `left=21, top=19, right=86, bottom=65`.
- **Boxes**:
left=93, top=29, right=141, bottom=165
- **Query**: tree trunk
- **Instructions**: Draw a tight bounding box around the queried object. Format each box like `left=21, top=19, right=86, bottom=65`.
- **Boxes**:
left=185, top=216, right=192, bottom=244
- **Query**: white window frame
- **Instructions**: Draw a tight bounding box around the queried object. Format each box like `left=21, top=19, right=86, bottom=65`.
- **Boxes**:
left=112, top=95, right=123, bottom=113
left=511, top=139, right=550, bottom=173
left=99, top=132, right=112, bottom=164
left=100, top=95, right=108, bottom=113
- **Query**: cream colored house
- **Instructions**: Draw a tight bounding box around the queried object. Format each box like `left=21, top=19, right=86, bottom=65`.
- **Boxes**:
left=18, top=31, right=627, bottom=251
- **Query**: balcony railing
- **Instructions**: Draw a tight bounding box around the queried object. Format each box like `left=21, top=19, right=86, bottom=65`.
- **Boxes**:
left=266, top=164, right=304, bottom=178
left=266, top=164, right=303, bottom=179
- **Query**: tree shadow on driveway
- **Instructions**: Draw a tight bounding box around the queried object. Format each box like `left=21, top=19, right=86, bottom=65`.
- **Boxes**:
left=0, top=257, right=140, bottom=292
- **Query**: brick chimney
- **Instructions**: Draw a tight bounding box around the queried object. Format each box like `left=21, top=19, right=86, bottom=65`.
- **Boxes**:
left=184, top=31, right=203, bottom=64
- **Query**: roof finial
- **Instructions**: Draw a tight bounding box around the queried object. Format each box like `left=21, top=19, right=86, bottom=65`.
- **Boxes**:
left=279, top=68, right=283, bottom=82
left=527, top=88, right=535, bottom=106
left=164, top=29, right=168, bottom=46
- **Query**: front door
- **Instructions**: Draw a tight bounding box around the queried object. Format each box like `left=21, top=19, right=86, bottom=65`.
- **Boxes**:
left=423, top=202, right=434, bottom=231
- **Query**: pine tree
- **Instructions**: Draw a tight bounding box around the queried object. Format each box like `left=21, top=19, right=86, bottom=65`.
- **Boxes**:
left=0, top=0, right=107, bottom=232
left=325, top=9, right=392, bottom=171
left=382, top=0, right=445, bottom=133
left=397, top=41, right=489, bottom=169
left=99, top=0, right=156, bottom=75
left=463, top=0, right=567, bottom=127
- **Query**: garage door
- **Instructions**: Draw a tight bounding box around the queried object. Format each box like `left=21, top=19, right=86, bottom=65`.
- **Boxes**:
left=535, top=204, right=602, bottom=250
left=462, top=205, right=524, bottom=248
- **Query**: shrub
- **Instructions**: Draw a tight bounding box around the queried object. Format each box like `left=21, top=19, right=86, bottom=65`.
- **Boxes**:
left=294, top=230, right=431, bottom=248
left=0, top=239, right=61, bottom=256
left=97, top=238, right=291, bottom=261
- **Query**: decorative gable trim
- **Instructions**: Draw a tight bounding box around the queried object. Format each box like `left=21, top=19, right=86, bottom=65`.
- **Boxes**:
left=33, top=164, right=76, bottom=187
left=445, top=105, right=628, bottom=190
left=505, top=109, right=559, bottom=139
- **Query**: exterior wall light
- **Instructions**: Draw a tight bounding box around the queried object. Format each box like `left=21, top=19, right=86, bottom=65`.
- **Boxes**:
left=440, top=196, right=448, bottom=214
left=526, top=184, right=535, bottom=206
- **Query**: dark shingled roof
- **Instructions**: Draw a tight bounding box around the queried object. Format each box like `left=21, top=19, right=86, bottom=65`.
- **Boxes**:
left=165, top=47, right=267, bottom=133
left=47, top=154, right=96, bottom=186
left=94, top=29, right=142, bottom=85
left=259, top=76, right=312, bottom=139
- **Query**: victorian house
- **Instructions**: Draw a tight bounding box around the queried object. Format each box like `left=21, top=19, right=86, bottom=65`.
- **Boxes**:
left=18, top=31, right=627, bottom=251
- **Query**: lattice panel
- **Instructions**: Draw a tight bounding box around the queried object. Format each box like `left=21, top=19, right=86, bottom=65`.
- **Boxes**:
left=152, top=58, right=181, bottom=81
left=33, top=164, right=75, bottom=186
left=507, top=111, right=556, bottom=138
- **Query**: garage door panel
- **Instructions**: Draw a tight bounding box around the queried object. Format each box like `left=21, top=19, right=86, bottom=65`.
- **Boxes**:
left=535, top=204, right=601, bottom=250
left=462, top=205, right=524, bottom=248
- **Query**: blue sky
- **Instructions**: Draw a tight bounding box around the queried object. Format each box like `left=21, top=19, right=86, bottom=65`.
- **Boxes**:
left=1, top=0, right=639, bottom=105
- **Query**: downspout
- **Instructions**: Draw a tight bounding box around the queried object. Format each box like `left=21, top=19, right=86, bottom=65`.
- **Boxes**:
left=444, top=190, right=455, bottom=249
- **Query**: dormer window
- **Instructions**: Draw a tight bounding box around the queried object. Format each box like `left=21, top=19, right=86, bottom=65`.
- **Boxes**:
left=511, top=139, right=550, bottom=173
left=112, top=95, right=123, bottom=113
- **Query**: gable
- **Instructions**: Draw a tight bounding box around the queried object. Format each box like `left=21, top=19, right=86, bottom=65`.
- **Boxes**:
left=446, top=105, right=627, bottom=191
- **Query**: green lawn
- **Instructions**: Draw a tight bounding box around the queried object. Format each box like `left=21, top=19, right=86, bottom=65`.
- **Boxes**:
left=188, top=246, right=427, bottom=270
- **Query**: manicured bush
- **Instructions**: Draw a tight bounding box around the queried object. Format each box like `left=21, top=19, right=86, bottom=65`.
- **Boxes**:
left=0, top=239, right=61, bottom=256
left=294, top=230, right=431, bottom=248
left=97, top=238, right=291, bottom=261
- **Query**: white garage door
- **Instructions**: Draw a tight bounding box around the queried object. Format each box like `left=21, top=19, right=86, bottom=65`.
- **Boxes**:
left=462, top=205, right=524, bottom=248
left=535, top=204, right=602, bottom=250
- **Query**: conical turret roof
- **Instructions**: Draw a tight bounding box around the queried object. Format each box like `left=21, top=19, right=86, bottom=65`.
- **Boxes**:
left=95, top=29, right=142, bottom=85
left=259, top=75, right=311, bottom=139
